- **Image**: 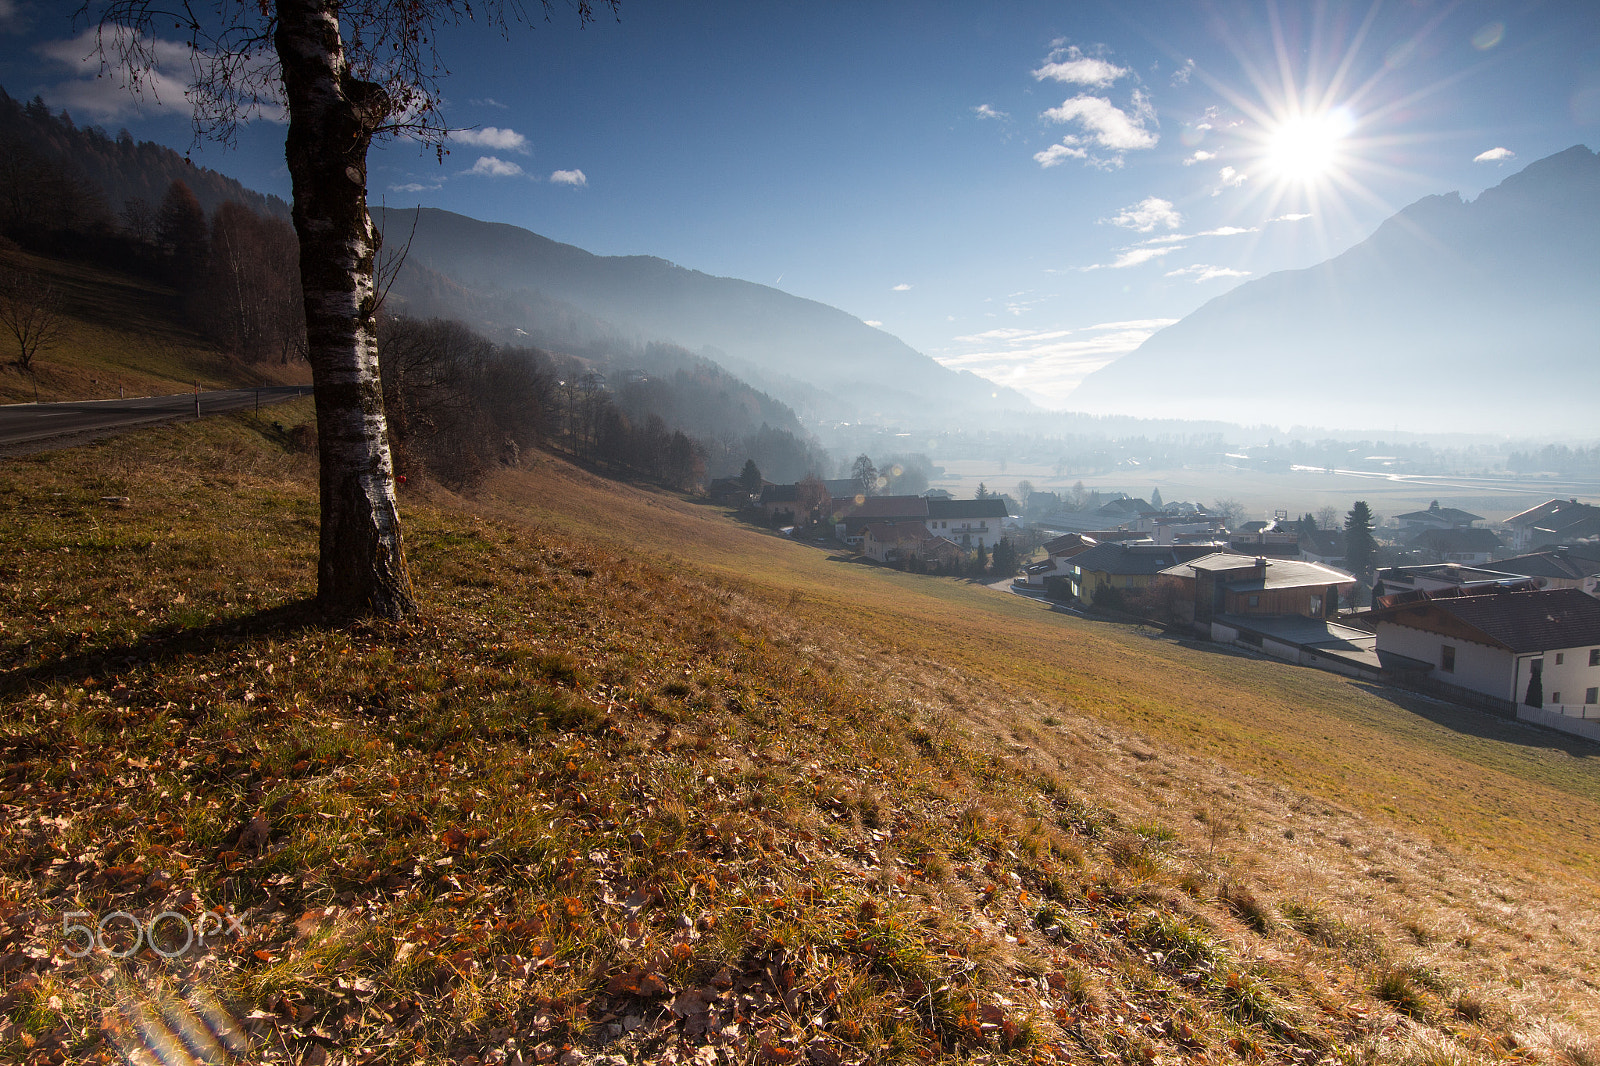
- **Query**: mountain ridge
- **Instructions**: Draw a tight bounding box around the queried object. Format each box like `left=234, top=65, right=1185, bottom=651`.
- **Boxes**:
left=1067, top=145, right=1600, bottom=436
left=376, top=206, right=1033, bottom=424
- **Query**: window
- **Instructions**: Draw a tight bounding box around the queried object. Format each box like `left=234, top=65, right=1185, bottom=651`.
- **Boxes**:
left=1551, top=691, right=1562, bottom=704
left=1248, top=594, right=1260, bottom=607
left=1556, top=652, right=1564, bottom=665
left=1587, top=687, right=1598, bottom=705
left=1590, top=649, right=1600, bottom=667
left=1441, top=645, right=1456, bottom=673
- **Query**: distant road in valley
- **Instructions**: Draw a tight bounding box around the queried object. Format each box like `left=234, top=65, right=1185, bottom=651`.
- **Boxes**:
left=1295, top=464, right=1600, bottom=498
left=0, top=386, right=314, bottom=454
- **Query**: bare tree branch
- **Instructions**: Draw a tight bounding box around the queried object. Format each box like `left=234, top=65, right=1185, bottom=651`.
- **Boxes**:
left=0, top=265, right=66, bottom=372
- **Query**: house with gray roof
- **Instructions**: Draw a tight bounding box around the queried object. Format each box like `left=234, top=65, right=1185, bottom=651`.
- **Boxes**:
left=1407, top=526, right=1503, bottom=565
left=1480, top=547, right=1600, bottom=597
left=1395, top=502, right=1484, bottom=536
left=1503, top=499, right=1600, bottom=552
left=924, top=497, right=1009, bottom=550
left=1368, top=587, right=1600, bottom=739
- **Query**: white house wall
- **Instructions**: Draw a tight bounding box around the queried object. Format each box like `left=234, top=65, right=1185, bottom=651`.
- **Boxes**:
left=1373, top=622, right=1516, bottom=702
left=1526, top=646, right=1600, bottom=713
left=925, top=519, right=998, bottom=550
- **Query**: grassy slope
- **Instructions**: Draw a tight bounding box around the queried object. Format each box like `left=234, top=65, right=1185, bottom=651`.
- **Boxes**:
left=0, top=246, right=309, bottom=405
left=492, top=453, right=1600, bottom=878
left=3, top=413, right=1597, bottom=1066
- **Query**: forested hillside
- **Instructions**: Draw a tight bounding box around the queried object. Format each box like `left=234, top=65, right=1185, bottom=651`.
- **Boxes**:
left=0, top=92, right=829, bottom=485
left=0, top=85, right=288, bottom=227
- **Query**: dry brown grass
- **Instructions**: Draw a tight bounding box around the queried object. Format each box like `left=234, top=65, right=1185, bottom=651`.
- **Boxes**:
left=1, top=411, right=1597, bottom=1065
left=0, top=246, right=309, bottom=405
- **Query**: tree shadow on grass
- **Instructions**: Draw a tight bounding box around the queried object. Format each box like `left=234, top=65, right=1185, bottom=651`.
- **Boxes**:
left=1350, top=681, right=1600, bottom=755
left=0, top=597, right=337, bottom=698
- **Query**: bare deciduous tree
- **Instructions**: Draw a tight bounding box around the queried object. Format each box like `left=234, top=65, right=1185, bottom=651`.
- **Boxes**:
left=77, top=0, right=615, bottom=620
left=0, top=265, right=65, bottom=373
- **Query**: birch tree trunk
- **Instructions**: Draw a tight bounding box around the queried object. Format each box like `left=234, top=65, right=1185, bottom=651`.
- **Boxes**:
left=276, top=0, right=416, bottom=619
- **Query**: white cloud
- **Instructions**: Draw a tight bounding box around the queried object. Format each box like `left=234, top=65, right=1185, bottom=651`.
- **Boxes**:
left=1268, top=212, right=1312, bottom=223
left=1033, top=141, right=1088, bottom=167
left=470, top=97, right=509, bottom=109
left=1211, top=165, right=1248, bottom=195
left=1182, top=149, right=1216, bottom=166
left=34, top=28, right=218, bottom=120
left=1105, top=196, right=1181, bottom=232
left=1474, top=146, right=1514, bottom=163
left=892, top=283, right=912, bottom=291
left=550, top=169, right=587, bottom=186
left=1170, top=59, right=1195, bottom=86
left=1033, top=46, right=1129, bottom=89
left=972, top=104, right=1009, bottom=121
left=389, top=181, right=442, bottom=193
left=466, top=156, right=525, bottom=177
left=1084, top=245, right=1184, bottom=270
left=864, top=320, right=883, bottom=328
left=1088, top=318, right=1181, bottom=331
left=1165, top=264, right=1252, bottom=282
left=1041, top=91, right=1158, bottom=152
left=934, top=318, right=1179, bottom=405
left=454, top=126, right=530, bottom=153
left=954, top=327, right=1075, bottom=344
left=1136, top=225, right=1255, bottom=247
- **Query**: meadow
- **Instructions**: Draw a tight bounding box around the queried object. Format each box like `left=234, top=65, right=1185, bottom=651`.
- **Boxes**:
left=4, top=406, right=1596, bottom=1064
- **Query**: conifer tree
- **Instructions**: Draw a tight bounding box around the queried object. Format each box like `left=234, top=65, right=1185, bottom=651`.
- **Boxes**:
left=1344, top=501, right=1378, bottom=576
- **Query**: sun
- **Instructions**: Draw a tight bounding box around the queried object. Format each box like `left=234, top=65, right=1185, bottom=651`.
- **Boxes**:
left=1263, top=107, right=1355, bottom=183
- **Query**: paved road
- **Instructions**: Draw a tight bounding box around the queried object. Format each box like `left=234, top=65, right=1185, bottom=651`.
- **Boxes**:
left=0, top=386, right=314, bottom=451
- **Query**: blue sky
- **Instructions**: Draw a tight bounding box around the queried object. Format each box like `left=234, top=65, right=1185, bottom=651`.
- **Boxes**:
left=5, top=1, right=1597, bottom=407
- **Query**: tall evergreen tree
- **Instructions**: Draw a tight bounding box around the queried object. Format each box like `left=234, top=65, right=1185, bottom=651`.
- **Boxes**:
left=1344, top=501, right=1378, bottom=576
left=991, top=537, right=1017, bottom=577
left=738, top=458, right=762, bottom=494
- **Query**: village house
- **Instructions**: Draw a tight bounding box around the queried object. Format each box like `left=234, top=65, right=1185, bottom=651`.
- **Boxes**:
left=709, top=476, right=772, bottom=507
left=862, top=521, right=964, bottom=571
left=755, top=483, right=803, bottom=524
left=1228, top=521, right=1304, bottom=558
left=1298, top=527, right=1345, bottom=566
left=1153, top=553, right=1372, bottom=673
left=1044, top=495, right=1153, bottom=533
left=1157, top=554, right=1358, bottom=627
left=1059, top=541, right=1223, bottom=607
left=1395, top=502, right=1485, bottom=537
left=1503, top=499, right=1600, bottom=553
left=1479, top=547, right=1600, bottom=596
left=1137, top=510, right=1227, bottom=544
left=924, top=497, right=1009, bottom=550
left=1022, top=531, right=1147, bottom=588
left=833, top=495, right=928, bottom=545
left=1367, top=587, right=1600, bottom=738
left=1406, top=526, right=1503, bottom=565
left=1373, top=563, right=1530, bottom=601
